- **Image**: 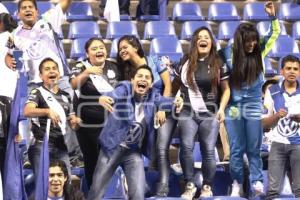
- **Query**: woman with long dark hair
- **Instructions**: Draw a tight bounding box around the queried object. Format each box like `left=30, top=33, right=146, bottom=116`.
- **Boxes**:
left=221, top=1, right=280, bottom=197
left=70, top=37, right=121, bottom=188
left=173, top=26, right=230, bottom=199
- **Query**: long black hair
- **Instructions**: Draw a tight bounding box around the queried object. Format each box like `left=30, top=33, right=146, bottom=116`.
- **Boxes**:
left=187, top=26, right=221, bottom=93
left=231, top=23, right=263, bottom=89
left=0, top=13, right=17, bottom=32
left=116, top=35, right=145, bottom=80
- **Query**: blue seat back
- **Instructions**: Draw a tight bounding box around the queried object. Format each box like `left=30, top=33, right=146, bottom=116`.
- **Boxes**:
left=149, top=37, right=183, bottom=62
left=144, top=21, right=176, bottom=39
left=2, top=2, right=17, bottom=19
left=217, top=21, right=241, bottom=40
left=292, top=21, right=300, bottom=40
left=181, top=21, right=212, bottom=40
left=106, top=21, right=139, bottom=39
left=67, top=2, right=94, bottom=21
left=68, top=21, right=101, bottom=39
left=243, top=2, right=273, bottom=21
left=268, top=36, right=300, bottom=59
left=109, top=37, right=120, bottom=58
left=256, top=21, right=287, bottom=37
left=70, top=38, right=89, bottom=60
left=172, top=2, right=205, bottom=21
left=208, top=3, right=240, bottom=21
left=279, top=3, right=300, bottom=21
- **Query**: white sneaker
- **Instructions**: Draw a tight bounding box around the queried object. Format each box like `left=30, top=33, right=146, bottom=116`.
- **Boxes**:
left=200, top=185, right=213, bottom=197
left=231, top=180, right=242, bottom=197
left=181, top=182, right=197, bottom=200
left=252, top=181, right=264, bottom=196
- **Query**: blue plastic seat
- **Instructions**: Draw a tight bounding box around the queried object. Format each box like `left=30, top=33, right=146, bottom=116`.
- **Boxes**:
left=217, top=21, right=241, bottom=40
left=143, top=21, right=176, bottom=40
left=172, top=2, right=205, bottom=21
left=67, top=2, right=95, bottom=22
left=68, top=21, right=101, bottom=39
left=37, top=2, right=54, bottom=16
left=243, top=2, right=273, bottom=21
left=149, top=37, right=183, bottom=63
left=208, top=3, right=240, bottom=21
left=267, top=36, right=300, bottom=59
left=279, top=3, right=300, bottom=21
left=256, top=21, right=287, bottom=37
left=292, top=21, right=300, bottom=40
left=2, top=2, right=17, bottom=19
left=180, top=21, right=212, bottom=40
left=106, top=21, right=139, bottom=39
left=70, top=38, right=89, bottom=60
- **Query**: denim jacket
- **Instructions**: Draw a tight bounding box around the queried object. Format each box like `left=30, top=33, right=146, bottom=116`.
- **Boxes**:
left=99, top=81, right=175, bottom=158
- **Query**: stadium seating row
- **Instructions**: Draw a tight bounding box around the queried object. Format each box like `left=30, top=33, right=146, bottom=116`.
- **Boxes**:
left=4, top=1, right=300, bottom=22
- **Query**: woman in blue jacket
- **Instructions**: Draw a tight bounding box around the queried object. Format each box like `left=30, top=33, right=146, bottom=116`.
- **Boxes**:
left=220, top=1, right=280, bottom=196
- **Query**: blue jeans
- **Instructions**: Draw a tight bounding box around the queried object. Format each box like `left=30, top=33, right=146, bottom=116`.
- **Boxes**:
left=225, top=101, right=263, bottom=184
left=88, top=146, right=145, bottom=200
left=178, top=110, right=219, bottom=186
left=267, top=142, right=300, bottom=199
left=28, top=140, right=71, bottom=180
left=156, top=114, right=177, bottom=184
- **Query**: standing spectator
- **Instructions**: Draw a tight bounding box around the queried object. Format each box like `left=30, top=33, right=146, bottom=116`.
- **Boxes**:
left=23, top=58, right=79, bottom=178
left=117, top=35, right=175, bottom=197
left=263, top=55, right=300, bottom=200
left=220, top=1, right=280, bottom=197
left=88, top=65, right=183, bottom=200
left=173, top=27, right=230, bottom=199
left=69, top=38, right=121, bottom=188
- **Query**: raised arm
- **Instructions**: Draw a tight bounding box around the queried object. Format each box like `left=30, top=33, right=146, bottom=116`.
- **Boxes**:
left=261, top=1, right=280, bottom=59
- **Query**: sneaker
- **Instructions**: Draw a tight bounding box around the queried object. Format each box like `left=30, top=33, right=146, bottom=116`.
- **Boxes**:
left=252, top=181, right=264, bottom=196
left=156, top=182, right=169, bottom=197
left=231, top=180, right=242, bottom=197
left=181, top=182, right=197, bottom=200
left=200, top=185, right=213, bottom=197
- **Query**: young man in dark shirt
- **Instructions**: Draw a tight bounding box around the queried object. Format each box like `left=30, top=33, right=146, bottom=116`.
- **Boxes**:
left=24, top=58, right=79, bottom=177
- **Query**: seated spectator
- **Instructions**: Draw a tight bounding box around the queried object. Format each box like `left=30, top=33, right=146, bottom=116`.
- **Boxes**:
left=263, top=55, right=300, bottom=200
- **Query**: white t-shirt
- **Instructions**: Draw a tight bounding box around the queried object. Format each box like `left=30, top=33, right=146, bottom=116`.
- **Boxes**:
left=0, top=31, right=17, bottom=98
left=263, top=83, right=300, bottom=144
left=12, top=4, right=66, bottom=83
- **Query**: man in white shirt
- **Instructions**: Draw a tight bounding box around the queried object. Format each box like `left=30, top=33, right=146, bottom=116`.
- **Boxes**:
left=263, top=54, right=300, bottom=199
